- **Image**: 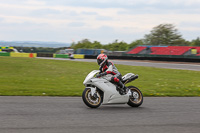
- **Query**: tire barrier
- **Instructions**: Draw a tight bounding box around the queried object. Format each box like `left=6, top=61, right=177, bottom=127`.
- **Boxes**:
left=54, top=54, right=69, bottom=58
left=73, top=54, right=84, bottom=59
left=84, top=55, right=200, bottom=62
left=10, top=53, right=37, bottom=58
left=0, top=52, right=10, bottom=56
left=1, top=52, right=199, bottom=62
left=0, top=52, right=84, bottom=59
left=53, top=54, right=84, bottom=59
left=37, top=53, right=54, bottom=57
left=29, top=53, right=37, bottom=58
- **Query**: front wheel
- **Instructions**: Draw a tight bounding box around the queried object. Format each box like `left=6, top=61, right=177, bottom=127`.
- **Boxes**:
left=82, top=88, right=102, bottom=108
left=127, top=86, right=143, bottom=107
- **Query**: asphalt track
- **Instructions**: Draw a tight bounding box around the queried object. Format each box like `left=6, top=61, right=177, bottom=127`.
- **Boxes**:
left=0, top=96, right=200, bottom=133
left=1, top=58, right=199, bottom=133
left=37, top=57, right=200, bottom=71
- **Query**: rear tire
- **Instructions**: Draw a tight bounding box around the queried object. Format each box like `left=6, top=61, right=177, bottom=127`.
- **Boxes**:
left=82, top=88, right=102, bottom=108
left=127, top=86, right=143, bottom=107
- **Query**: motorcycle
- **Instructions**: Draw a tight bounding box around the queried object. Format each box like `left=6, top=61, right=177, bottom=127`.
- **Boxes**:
left=82, top=70, right=143, bottom=108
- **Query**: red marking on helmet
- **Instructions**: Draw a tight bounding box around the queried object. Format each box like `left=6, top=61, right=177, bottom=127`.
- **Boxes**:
left=97, top=54, right=107, bottom=60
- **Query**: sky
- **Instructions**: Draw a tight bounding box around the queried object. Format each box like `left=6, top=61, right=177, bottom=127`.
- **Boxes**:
left=0, top=0, right=200, bottom=44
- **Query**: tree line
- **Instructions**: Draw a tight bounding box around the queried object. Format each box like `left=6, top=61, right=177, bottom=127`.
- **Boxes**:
left=70, top=39, right=143, bottom=51
left=14, top=23, right=200, bottom=53
left=71, top=24, right=200, bottom=51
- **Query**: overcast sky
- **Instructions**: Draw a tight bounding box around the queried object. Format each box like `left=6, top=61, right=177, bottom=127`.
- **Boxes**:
left=0, top=0, right=200, bottom=44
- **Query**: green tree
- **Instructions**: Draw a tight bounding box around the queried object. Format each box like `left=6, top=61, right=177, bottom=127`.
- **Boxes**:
left=92, top=41, right=102, bottom=49
left=128, top=39, right=144, bottom=50
left=118, top=41, right=128, bottom=51
left=70, top=39, right=103, bottom=50
left=103, top=40, right=128, bottom=51
left=190, top=37, right=200, bottom=46
left=143, top=24, right=188, bottom=46
left=70, top=39, right=91, bottom=50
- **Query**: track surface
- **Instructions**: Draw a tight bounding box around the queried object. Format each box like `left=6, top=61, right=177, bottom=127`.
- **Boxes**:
left=0, top=96, right=200, bottom=133
left=1, top=58, right=199, bottom=133
left=37, top=57, right=200, bottom=71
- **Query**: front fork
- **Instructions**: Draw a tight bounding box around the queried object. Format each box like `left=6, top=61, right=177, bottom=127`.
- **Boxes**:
left=90, top=87, right=96, bottom=96
left=86, top=87, right=98, bottom=98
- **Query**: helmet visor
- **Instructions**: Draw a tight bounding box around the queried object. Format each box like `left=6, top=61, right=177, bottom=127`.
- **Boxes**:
left=97, top=59, right=103, bottom=65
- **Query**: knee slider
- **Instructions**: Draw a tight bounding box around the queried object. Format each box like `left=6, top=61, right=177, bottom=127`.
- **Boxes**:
left=111, top=77, right=119, bottom=83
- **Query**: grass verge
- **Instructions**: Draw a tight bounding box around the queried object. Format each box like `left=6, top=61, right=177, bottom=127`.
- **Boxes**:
left=0, top=56, right=200, bottom=96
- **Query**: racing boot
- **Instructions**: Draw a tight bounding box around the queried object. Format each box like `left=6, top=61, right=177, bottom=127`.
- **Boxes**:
left=117, top=80, right=129, bottom=95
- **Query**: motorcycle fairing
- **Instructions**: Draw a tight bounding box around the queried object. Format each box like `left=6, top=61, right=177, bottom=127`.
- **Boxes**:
left=91, top=78, right=129, bottom=104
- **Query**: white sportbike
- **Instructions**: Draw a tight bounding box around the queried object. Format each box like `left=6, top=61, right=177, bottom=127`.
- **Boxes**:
left=82, top=70, right=143, bottom=108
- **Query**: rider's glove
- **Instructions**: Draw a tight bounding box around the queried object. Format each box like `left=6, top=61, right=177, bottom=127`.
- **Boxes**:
left=96, top=72, right=107, bottom=78
left=96, top=74, right=101, bottom=78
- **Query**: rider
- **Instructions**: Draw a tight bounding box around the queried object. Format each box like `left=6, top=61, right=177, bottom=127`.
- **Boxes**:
left=96, top=54, right=128, bottom=95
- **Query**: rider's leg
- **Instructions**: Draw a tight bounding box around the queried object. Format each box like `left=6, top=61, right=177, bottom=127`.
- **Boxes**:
left=111, top=77, right=128, bottom=94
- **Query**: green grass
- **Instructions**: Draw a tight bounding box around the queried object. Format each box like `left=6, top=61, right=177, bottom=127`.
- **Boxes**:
left=0, top=56, right=200, bottom=96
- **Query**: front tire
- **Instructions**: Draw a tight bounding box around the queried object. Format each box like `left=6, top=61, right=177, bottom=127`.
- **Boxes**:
left=82, top=88, right=102, bottom=108
left=127, top=86, right=143, bottom=107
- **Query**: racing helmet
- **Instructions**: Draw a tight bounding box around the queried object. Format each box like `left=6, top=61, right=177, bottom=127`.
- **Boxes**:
left=97, top=54, right=108, bottom=66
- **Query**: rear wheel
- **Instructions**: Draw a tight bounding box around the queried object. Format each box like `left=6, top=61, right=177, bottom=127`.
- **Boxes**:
left=127, top=86, right=143, bottom=107
left=82, top=88, right=102, bottom=108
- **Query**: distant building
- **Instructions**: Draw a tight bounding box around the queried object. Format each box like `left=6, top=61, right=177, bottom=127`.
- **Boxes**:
left=56, top=48, right=74, bottom=54
left=74, top=49, right=105, bottom=55
left=0, top=46, right=18, bottom=53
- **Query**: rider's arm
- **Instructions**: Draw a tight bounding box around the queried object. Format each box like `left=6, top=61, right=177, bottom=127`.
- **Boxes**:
left=96, top=71, right=107, bottom=78
left=99, top=63, right=116, bottom=76
left=97, top=62, right=116, bottom=77
left=97, top=66, right=106, bottom=77
left=105, top=62, right=116, bottom=75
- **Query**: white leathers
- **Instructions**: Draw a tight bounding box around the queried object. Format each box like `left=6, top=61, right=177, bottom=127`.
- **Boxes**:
left=100, top=61, right=120, bottom=76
